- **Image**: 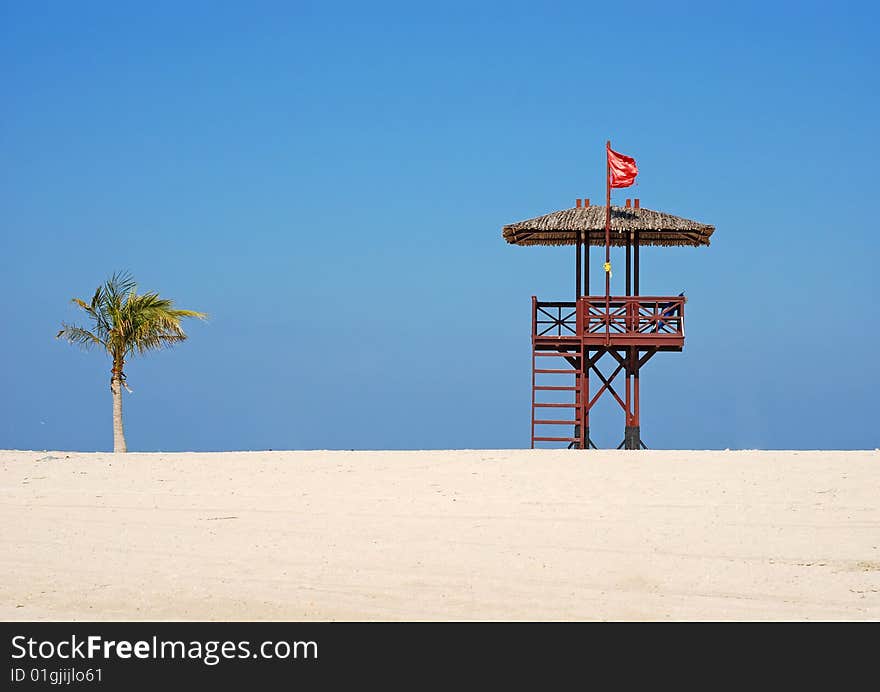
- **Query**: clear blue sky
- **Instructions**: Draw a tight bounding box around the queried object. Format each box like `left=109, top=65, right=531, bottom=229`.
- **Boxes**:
left=2, top=1, right=877, bottom=451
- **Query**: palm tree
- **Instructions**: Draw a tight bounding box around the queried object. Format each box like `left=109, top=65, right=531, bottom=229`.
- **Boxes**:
left=57, top=272, right=206, bottom=453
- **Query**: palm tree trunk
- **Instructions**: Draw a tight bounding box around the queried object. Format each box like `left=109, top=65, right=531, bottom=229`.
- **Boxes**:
left=111, top=364, right=127, bottom=453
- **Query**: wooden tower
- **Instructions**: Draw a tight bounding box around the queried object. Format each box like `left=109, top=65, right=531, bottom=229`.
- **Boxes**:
left=502, top=150, right=715, bottom=449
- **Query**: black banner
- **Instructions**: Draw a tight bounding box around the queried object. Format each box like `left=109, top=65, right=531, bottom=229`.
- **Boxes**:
left=0, top=621, right=865, bottom=689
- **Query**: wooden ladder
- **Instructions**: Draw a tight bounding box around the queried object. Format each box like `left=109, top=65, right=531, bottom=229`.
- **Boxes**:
left=531, top=348, right=583, bottom=448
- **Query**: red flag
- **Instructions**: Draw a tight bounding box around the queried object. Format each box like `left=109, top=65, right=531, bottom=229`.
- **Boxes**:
left=607, top=143, right=638, bottom=188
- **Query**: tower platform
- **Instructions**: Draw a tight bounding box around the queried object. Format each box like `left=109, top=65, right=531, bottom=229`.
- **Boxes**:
left=533, top=295, right=685, bottom=350
left=530, top=294, right=685, bottom=450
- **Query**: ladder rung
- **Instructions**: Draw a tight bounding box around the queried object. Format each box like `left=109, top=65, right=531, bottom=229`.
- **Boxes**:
left=534, top=403, right=578, bottom=408
left=534, top=419, right=578, bottom=425
left=534, top=385, right=578, bottom=391
left=533, top=437, right=580, bottom=442
left=534, top=368, right=577, bottom=374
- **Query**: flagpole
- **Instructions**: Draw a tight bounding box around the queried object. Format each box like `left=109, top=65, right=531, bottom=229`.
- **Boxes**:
left=605, top=141, right=611, bottom=339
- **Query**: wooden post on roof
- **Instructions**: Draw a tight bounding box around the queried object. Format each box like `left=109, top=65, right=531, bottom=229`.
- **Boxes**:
left=584, top=230, right=589, bottom=297
left=634, top=229, right=640, bottom=295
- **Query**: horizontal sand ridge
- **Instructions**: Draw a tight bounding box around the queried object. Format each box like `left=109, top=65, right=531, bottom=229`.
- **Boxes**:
left=1, top=449, right=878, bottom=621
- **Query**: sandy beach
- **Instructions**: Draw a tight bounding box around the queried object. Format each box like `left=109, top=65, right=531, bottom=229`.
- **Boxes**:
left=1, top=449, right=878, bottom=621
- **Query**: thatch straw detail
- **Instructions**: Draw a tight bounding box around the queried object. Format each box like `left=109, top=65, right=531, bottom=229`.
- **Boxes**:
left=502, top=205, right=715, bottom=247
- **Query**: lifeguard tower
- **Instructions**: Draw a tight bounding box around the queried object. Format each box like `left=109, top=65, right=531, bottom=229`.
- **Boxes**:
left=502, top=143, right=715, bottom=449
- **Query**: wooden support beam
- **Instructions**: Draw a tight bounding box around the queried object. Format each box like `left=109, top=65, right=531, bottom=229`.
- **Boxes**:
left=607, top=349, right=627, bottom=367
left=638, top=348, right=657, bottom=369
left=584, top=232, right=589, bottom=297
left=589, top=362, right=626, bottom=411
left=632, top=346, right=640, bottom=428
left=586, top=349, right=607, bottom=369
left=634, top=230, right=640, bottom=295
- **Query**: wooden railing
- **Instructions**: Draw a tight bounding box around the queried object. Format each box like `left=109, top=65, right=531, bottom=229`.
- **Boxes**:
left=532, top=295, right=685, bottom=343
left=533, top=300, right=578, bottom=337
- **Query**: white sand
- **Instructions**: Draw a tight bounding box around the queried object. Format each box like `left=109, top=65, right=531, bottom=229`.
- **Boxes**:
left=1, top=449, right=878, bottom=621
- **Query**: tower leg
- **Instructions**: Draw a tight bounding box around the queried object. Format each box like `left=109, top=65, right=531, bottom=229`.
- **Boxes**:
left=624, top=425, right=640, bottom=450
left=573, top=369, right=580, bottom=448
left=582, top=344, right=591, bottom=449
left=624, top=346, right=641, bottom=450
left=633, top=350, right=641, bottom=447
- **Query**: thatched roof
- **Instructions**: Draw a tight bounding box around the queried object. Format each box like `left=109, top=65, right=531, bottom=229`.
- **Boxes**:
left=502, top=204, right=715, bottom=247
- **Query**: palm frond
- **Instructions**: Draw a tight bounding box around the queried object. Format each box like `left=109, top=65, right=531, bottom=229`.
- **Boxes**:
left=104, top=271, right=137, bottom=300
left=122, top=294, right=206, bottom=357
left=56, top=324, right=105, bottom=350
left=169, top=308, right=208, bottom=320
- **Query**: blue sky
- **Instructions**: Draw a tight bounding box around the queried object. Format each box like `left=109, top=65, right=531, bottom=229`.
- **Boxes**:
left=1, top=1, right=877, bottom=451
